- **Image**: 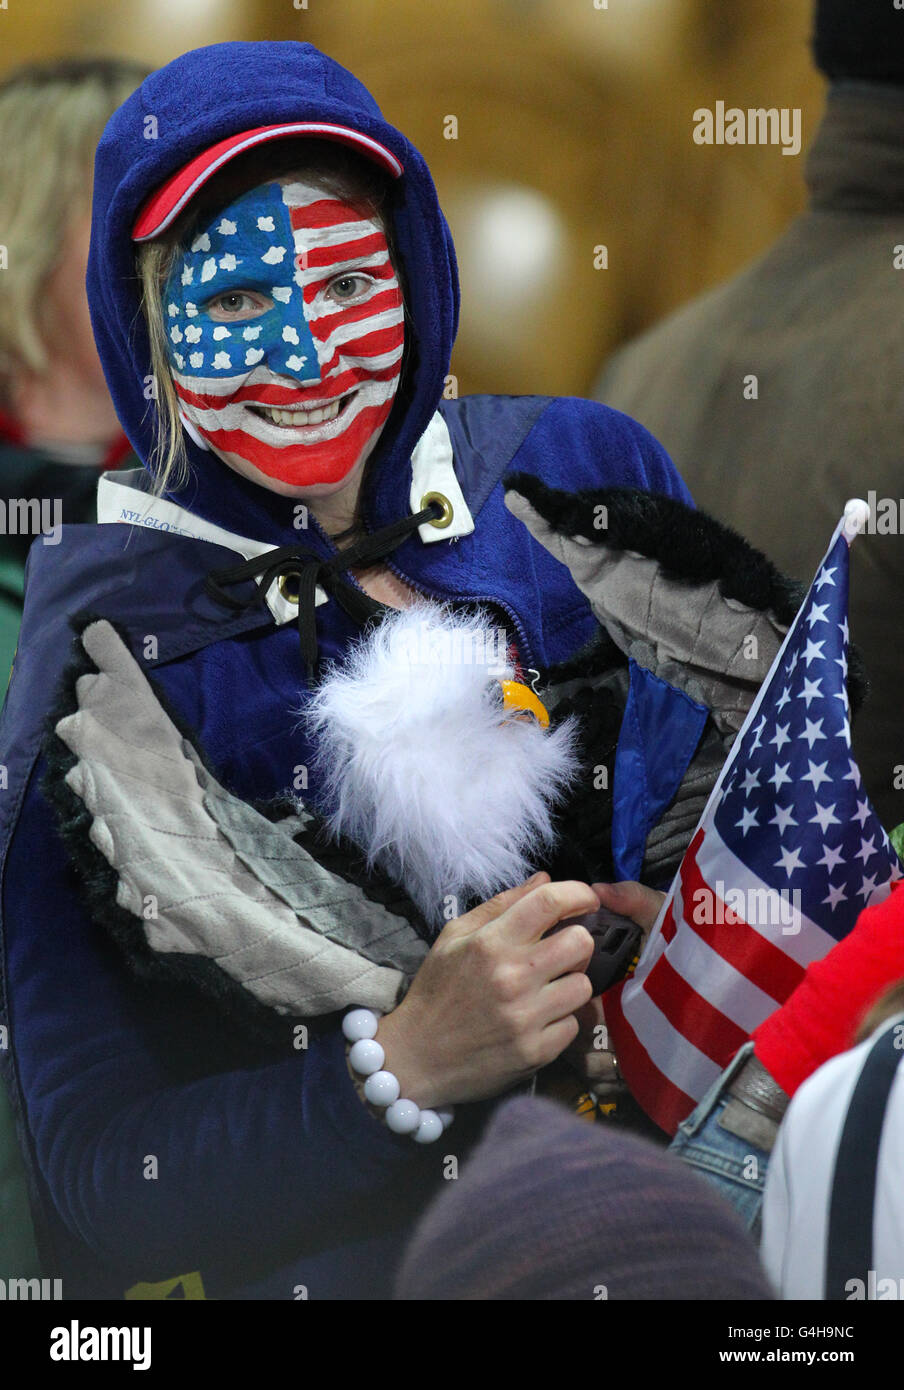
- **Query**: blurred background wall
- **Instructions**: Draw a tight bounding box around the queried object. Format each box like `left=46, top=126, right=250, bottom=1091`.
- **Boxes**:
left=0, top=0, right=824, bottom=398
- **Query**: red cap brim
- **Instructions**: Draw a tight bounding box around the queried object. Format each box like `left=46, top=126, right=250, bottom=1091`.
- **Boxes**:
left=132, top=122, right=403, bottom=242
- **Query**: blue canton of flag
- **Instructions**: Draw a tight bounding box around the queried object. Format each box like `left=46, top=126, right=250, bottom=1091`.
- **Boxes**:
left=714, top=527, right=900, bottom=942
left=605, top=503, right=903, bottom=1134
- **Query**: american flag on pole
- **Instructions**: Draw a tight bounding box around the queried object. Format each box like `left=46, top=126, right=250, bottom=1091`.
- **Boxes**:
left=604, top=501, right=903, bottom=1135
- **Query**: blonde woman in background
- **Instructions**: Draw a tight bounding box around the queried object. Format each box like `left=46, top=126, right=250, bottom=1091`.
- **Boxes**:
left=0, top=57, right=149, bottom=681
left=0, top=54, right=148, bottom=1282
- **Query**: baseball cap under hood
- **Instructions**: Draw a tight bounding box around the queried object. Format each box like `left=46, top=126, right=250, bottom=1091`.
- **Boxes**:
left=87, top=40, right=461, bottom=542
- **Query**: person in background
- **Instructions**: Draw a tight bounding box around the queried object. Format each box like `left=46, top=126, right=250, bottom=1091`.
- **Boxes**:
left=0, top=57, right=149, bottom=682
left=0, top=53, right=148, bottom=1284
left=760, top=974, right=904, bottom=1300
left=394, top=1094, right=773, bottom=1301
left=594, top=0, right=904, bottom=833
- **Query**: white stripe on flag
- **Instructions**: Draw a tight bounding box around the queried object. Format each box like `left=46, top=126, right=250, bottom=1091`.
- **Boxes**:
left=656, top=868, right=788, bottom=1031
left=695, top=823, right=837, bottom=969
left=619, top=984, right=723, bottom=1100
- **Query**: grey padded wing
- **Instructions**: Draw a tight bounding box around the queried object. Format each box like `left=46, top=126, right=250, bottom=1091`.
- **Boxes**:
left=54, top=619, right=429, bottom=1017
left=505, top=490, right=788, bottom=737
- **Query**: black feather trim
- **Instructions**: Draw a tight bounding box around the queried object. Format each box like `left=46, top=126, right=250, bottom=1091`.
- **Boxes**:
left=505, top=476, right=869, bottom=717
left=542, top=683, right=622, bottom=886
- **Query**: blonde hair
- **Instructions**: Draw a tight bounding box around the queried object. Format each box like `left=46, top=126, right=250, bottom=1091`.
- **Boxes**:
left=136, top=140, right=408, bottom=499
left=855, top=979, right=904, bottom=1045
left=0, top=57, right=150, bottom=405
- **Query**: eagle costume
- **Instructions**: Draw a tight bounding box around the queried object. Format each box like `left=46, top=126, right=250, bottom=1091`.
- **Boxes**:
left=0, top=41, right=840, bottom=1300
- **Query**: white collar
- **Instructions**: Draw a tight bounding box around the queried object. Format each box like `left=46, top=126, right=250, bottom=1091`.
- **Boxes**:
left=96, top=411, right=475, bottom=625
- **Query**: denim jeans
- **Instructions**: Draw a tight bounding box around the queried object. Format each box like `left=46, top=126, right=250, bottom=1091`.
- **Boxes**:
left=667, top=1042, right=771, bottom=1237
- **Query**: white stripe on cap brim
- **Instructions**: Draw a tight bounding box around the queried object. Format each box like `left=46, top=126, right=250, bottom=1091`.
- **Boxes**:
left=133, top=123, right=404, bottom=242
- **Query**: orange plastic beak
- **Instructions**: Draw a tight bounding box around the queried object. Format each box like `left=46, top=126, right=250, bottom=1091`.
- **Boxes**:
left=499, top=679, right=550, bottom=728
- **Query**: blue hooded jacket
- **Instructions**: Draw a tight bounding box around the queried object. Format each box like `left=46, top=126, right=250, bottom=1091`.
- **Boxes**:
left=0, top=41, right=705, bottom=1301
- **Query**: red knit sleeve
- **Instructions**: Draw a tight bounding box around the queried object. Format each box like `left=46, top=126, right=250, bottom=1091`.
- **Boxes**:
left=753, top=879, right=904, bottom=1097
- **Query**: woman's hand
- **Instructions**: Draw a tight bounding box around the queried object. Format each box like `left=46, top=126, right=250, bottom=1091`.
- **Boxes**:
left=372, top=872, right=599, bottom=1107
left=564, top=879, right=666, bottom=1097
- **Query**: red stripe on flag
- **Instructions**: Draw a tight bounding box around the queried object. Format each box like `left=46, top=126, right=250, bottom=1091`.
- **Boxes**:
left=603, top=980, right=698, bottom=1134
left=679, top=837, right=806, bottom=1003
left=660, top=899, right=678, bottom=944
left=642, top=953, right=750, bottom=1066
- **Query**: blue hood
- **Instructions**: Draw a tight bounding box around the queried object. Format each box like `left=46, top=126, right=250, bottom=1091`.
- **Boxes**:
left=87, top=40, right=460, bottom=546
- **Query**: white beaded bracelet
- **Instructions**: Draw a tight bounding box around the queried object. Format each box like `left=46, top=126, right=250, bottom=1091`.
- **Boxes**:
left=342, top=1007, right=454, bottom=1145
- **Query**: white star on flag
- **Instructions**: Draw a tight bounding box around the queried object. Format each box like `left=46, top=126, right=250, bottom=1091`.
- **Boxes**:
left=604, top=498, right=903, bottom=1136
left=810, top=803, right=840, bottom=834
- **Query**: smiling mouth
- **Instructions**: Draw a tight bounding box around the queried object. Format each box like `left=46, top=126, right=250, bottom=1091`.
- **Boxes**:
left=248, top=391, right=353, bottom=428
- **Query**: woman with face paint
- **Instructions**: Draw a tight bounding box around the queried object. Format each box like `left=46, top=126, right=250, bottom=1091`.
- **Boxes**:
left=0, top=43, right=806, bottom=1300
left=136, top=141, right=418, bottom=609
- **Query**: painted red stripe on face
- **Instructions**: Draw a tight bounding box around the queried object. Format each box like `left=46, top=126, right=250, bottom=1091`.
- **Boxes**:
left=173, top=361, right=402, bottom=412
left=314, top=324, right=405, bottom=376
left=308, top=287, right=403, bottom=335
left=200, top=397, right=396, bottom=487
left=302, top=259, right=399, bottom=301
left=287, top=198, right=374, bottom=230
left=299, top=232, right=389, bottom=270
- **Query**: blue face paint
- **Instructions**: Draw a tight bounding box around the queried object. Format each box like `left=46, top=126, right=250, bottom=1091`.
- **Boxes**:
left=163, top=182, right=321, bottom=385
left=160, top=174, right=405, bottom=492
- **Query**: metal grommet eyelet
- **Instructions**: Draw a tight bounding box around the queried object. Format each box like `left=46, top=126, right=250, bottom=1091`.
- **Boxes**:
left=420, top=491, right=454, bottom=529
left=278, top=572, right=301, bottom=604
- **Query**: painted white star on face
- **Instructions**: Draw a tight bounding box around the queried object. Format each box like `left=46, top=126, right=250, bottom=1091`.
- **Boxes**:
left=822, top=881, right=848, bottom=910
left=797, top=677, right=823, bottom=707
left=740, top=768, right=761, bottom=796
left=817, top=842, right=845, bottom=873
left=855, top=836, right=877, bottom=865
left=803, top=638, right=826, bottom=665
left=775, top=685, right=792, bottom=713
left=806, top=602, right=830, bottom=629
left=853, top=798, right=871, bottom=827
left=802, top=717, right=826, bottom=749
left=802, top=760, right=831, bottom=792
left=775, top=845, right=806, bottom=876
left=814, top=566, right=837, bottom=591
left=768, top=761, right=792, bottom=793
left=770, top=804, right=798, bottom=834
left=858, top=872, right=879, bottom=901
left=809, top=802, right=840, bottom=834
left=769, top=723, right=792, bottom=753
left=735, top=807, right=759, bottom=836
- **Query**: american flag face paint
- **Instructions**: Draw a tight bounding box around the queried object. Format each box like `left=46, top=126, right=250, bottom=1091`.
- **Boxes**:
left=162, top=179, right=404, bottom=490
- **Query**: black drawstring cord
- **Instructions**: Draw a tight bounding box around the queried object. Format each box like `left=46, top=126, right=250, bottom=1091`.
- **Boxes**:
left=205, top=499, right=443, bottom=680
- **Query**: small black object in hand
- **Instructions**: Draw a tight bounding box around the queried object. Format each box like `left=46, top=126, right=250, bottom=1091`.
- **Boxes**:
left=561, top=905, right=645, bottom=995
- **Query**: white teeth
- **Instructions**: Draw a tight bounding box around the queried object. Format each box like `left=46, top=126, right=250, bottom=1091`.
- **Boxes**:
left=260, top=397, right=343, bottom=427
